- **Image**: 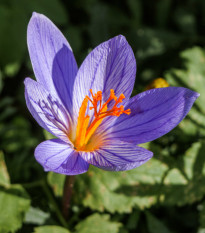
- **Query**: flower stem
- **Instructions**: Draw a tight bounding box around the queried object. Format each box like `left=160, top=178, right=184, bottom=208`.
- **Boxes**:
left=62, top=175, right=75, bottom=220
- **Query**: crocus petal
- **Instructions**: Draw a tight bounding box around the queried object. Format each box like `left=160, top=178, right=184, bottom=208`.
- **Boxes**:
left=104, top=87, right=199, bottom=144
left=72, top=35, right=136, bottom=120
left=80, top=140, right=153, bottom=171
left=24, top=78, right=71, bottom=143
left=27, top=12, right=78, bottom=112
left=35, top=139, right=89, bottom=175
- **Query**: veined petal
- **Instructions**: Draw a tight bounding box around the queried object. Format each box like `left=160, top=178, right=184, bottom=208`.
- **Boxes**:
left=80, top=140, right=153, bottom=171
left=27, top=12, right=78, bottom=112
left=24, top=78, right=71, bottom=143
left=73, top=35, right=136, bottom=120
left=35, top=139, right=89, bottom=175
left=105, top=87, right=199, bottom=144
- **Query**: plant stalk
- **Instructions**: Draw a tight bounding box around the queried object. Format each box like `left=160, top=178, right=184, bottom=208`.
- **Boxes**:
left=62, top=175, right=75, bottom=221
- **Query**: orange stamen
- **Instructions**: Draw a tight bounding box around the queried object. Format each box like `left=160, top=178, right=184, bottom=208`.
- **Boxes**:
left=75, top=98, right=90, bottom=148
left=74, top=89, right=131, bottom=151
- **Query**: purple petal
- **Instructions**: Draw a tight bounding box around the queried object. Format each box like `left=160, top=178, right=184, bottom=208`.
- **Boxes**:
left=80, top=140, right=153, bottom=171
left=27, top=12, right=78, bottom=112
left=35, top=139, right=89, bottom=175
left=105, top=87, right=199, bottom=144
left=72, top=35, right=136, bottom=119
left=24, top=78, right=71, bottom=143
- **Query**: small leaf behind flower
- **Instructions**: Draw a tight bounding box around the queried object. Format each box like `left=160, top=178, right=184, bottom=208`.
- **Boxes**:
left=74, top=213, right=121, bottom=233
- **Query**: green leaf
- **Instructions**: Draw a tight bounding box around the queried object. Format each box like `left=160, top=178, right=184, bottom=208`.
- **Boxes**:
left=74, top=213, right=121, bottom=233
left=24, top=206, right=50, bottom=225
left=141, top=141, right=205, bottom=207
left=0, top=151, right=10, bottom=187
left=47, top=172, right=65, bottom=197
left=146, top=212, right=172, bottom=233
left=33, top=226, right=70, bottom=233
left=75, top=157, right=168, bottom=213
left=0, top=185, right=30, bottom=233
left=153, top=141, right=205, bottom=206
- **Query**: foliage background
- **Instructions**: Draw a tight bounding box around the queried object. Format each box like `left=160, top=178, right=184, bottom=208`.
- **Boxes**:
left=0, top=0, right=205, bottom=232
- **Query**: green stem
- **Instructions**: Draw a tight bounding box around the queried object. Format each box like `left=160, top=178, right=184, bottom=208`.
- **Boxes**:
left=62, top=175, right=75, bottom=221
left=22, top=180, right=43, bottom=188
left=43, top=182, right=68, bottom=228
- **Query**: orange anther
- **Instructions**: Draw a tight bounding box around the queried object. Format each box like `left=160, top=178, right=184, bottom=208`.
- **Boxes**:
left=74, top=89, right=131, bottom=150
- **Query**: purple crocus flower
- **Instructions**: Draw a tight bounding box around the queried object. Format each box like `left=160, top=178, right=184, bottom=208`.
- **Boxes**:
left=24, top=13, right=199, bottom=175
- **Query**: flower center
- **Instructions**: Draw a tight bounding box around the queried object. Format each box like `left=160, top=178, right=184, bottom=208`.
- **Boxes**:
left=73, top=89, right=131, bottom=151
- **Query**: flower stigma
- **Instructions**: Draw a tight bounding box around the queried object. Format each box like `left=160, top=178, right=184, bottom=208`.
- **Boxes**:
left=72, top=89, right=131, bottom=151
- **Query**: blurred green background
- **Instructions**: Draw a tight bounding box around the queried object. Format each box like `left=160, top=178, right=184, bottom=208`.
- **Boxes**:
left=1, top=0, right=205, bottom=232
